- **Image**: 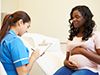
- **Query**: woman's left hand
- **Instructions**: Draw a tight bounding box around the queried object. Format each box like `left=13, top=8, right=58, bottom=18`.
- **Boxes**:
left=71, top=46, right=86, bottom=55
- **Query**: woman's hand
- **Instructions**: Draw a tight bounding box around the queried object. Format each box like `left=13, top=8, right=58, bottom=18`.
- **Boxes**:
left=64, top=59, right=78, bottom=70
left=71, top=46, right=86, bottom=56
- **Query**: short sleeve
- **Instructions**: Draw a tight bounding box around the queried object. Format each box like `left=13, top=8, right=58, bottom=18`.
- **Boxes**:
left=10, top=37, right=29, bottom=68
left=66, top=40, right=70, bottom=52
left=93, top=31, right=100, bottom=49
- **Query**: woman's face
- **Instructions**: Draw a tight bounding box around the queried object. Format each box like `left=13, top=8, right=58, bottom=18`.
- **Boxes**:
left=72, top=10, right=86, bottom=29
left=18, top=21, right=31, bottom=36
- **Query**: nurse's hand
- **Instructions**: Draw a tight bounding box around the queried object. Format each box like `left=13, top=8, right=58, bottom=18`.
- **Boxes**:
left=40, top=52, right=45, bottom=56
left=31, top=48, right=40, bottom=59
left=64, top=59, right=78, bottom=70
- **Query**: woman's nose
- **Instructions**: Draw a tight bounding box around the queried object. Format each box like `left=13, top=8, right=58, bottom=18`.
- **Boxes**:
left=73, top=18, right=77, bottom=22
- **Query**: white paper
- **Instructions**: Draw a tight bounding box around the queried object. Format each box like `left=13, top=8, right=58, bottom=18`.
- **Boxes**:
left=36, top=43, right=52, bottom=56
left=30, top=43, right=52, bottom=57
left=30, top=43, right=52, bottom=61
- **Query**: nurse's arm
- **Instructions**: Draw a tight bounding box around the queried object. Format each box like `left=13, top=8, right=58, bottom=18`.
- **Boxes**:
left=16, top=49, right=40, bottom=75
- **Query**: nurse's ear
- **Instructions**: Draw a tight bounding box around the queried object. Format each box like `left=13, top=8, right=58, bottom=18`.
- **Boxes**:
left=17, top=19, right=24, bottom=27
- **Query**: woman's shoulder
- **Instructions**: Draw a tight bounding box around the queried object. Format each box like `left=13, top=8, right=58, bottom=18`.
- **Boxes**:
left=92, top=30, right=100, bottom=35
left=92, top=30, right=100, bottom=40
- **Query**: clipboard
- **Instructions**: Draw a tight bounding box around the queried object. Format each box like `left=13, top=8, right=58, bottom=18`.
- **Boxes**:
left=30, top=40, right=52, bottom=61
left=31, top=43, right=52, bottom=61
left=37, top=43, right=52, bottom=56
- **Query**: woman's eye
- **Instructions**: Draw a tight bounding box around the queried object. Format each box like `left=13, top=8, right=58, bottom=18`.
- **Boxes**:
left=76, top=16, right=80, bottom=19
left=72, top=16, right=80, bottom=20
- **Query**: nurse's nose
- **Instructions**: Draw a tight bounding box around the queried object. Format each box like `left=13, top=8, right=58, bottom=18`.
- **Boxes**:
left=25, top=30, right=28, bottom=33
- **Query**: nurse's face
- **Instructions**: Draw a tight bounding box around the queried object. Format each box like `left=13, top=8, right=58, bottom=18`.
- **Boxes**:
left=18, top=21, right=31, bottom=36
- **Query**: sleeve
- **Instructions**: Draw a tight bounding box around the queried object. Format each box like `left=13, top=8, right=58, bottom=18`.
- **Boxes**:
left=66, top=40, right=70, bottom=52
left=11, top=37, right=29, bottom=68
left=94, top=31, right=100, bottom=49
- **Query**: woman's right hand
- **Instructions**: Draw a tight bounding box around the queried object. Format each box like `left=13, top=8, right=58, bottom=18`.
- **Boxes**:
left=64, top=59, right=78, bottom=70
left=31, top=48, right=40, bottom=59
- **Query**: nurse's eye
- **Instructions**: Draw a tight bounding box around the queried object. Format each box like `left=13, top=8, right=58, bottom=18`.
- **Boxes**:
left=27, top=25, right=30, bottom=28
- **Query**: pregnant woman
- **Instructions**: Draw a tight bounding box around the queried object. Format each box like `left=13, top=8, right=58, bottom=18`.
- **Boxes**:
left=54, top=5, right=100, bottom=75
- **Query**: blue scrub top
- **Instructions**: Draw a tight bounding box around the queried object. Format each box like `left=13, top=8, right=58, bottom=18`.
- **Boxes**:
left=0, top=29, right=29, bottom=75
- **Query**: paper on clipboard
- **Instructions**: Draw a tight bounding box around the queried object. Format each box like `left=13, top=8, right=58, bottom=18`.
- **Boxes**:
left=36, top=43, right=52, bottom=56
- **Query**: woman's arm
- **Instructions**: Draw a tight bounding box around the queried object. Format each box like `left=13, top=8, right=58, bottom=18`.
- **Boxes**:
left=82, top=49, right=100, bottom=64
left=16, top=49, right=40, bottom=75
left=64, top=52, right=78, bottom=70
left=64, top=52, right=70, bottom=66
left=71, top=47, right=100, bottom=65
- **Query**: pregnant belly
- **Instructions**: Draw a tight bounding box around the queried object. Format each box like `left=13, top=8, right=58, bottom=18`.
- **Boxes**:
left=69, top=54, right=96, bottom=68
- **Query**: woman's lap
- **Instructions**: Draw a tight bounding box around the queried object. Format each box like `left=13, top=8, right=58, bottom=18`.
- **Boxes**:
left=53, top=66, right=74, bottom=75
left=53, top=66, right=99, bottom=75
left=71, top=69, right=98, bottom=75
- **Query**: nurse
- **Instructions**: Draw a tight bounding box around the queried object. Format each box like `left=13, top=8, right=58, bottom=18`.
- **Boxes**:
left=0, top=11, right=40, bottom=75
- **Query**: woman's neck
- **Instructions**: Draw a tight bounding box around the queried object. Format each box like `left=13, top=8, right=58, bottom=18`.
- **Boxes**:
left=79, top=26, right=85, bottom=33
left=77, top=27, right=85, bottom=37
left=77, top=33, right=83, bottom=37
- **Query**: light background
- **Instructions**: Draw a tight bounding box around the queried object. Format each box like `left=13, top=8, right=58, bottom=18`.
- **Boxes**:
left=1, top=0, right=100, bottom=74
left=1, top=0, right=100, bottom=42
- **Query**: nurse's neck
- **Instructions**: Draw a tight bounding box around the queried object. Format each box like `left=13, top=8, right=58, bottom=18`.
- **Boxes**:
left=10, top=26, right=19, bottom=36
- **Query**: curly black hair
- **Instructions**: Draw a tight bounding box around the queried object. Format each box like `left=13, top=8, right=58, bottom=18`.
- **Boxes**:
left=68, top=5, right=96, bottom=41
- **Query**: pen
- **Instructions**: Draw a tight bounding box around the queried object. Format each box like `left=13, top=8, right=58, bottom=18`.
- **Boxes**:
left=31, top=48, right=34, bottom=51
left=31, top=48, right=37, bottom=61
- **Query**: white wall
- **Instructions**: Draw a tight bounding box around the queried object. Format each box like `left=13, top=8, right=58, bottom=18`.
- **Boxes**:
left=1, top=0, right=19, bottom=27
left=1, top=0, right=19, bottom=13
left=19, top=0, right=100, bottom=42
left=1, top=0, right=100, bottom=41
